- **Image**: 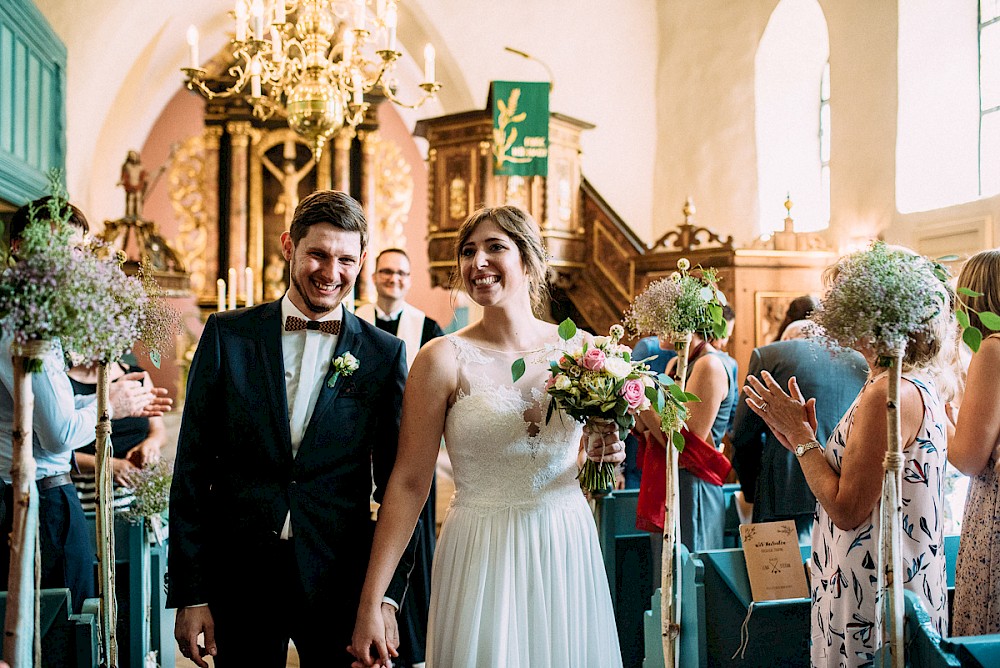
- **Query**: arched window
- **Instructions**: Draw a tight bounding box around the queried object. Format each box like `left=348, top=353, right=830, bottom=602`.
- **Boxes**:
left=755, top=0, right=830, bottom=233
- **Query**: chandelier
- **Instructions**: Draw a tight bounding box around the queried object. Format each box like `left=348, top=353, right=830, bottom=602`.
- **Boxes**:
left=181, top=0, right=441, bottom=156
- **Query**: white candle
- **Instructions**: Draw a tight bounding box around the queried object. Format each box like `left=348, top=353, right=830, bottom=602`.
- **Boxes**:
left=376, top=0, right=386, bottom=21
left=251, top=0, right=264, bottom=39
left=423, top=43, right=435, bottom=83
left=270, top=26, right=283, bottom=61
left=353, top=72, right=363, bottom=105
left=245, top=267, right=255, bottom=307
left=217, top=278, right=226, bottom=312
left=235, top=1, right=247, bottom=41
left=342, top=28, right=355, bottom=59
left=354, top=0, right=365, bottom=30
left=228, top=267, right=237, bottom=310
left=386, top=2, right=397, bottom=51
left=250, top=58, right=262, bottom=97
left=186, top=25, right=200, bottom=69
left=274, top=0, right=285, bottom=24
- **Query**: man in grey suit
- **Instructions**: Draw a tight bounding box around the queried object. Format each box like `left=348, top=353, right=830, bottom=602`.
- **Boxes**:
left=731, top=320, right=868, bottom=541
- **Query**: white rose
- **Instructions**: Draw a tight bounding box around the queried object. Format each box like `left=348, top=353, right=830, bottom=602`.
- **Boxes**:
left=593, top=336, right=610, bottom=349
left=603, top=357, right=632, bottom=379
left=554, top=374, right=572, bottom=391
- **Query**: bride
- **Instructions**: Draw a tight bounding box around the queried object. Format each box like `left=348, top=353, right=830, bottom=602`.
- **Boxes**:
left=350, top=205, right=625, bottom=668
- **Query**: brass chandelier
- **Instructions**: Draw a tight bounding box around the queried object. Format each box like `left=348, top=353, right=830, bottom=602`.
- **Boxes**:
left=182, top=0, right=441, bottom=156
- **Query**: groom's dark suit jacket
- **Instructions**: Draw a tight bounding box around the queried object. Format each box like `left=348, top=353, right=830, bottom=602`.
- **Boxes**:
left=167, top=300, right=411, bottom=610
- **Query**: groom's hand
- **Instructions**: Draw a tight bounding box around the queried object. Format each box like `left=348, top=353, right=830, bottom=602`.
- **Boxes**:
left=348, top=602, right=400, bottom=667
left=175, top=605, right=217, bottom=668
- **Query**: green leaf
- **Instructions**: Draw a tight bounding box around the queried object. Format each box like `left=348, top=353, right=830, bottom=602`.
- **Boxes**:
left=550, top=360, right=561, bottom=375
left=936, top=254, right=960, bottom=262
left=699, top=286, right=715, bottom=302
left=715, top=289, right=728, bottom=306
left=672, top=430, right=686, bottom=452
left=963, top=326, right=983, bottom=353
left=623, top=351, right=631, bottom=363
left=956, top=310, right=971, bottom=329
left=558, top=318, right=577, bottom=341
left=658, top=373, right=674, bottom=386
left=645, top=386, right=659, bottom=405
left=978, top=311, right=1000, bottom=331
left=668, top=384, right=688, bottom=402
left=683, top=391, right=701, bottom=403
left=511, top=358, right=526, bottom=382
left=545, top=398, right=556, bottom=424
left=958, top=287, right=984, bottom=298
left=149, top=349, right=161, bottom=370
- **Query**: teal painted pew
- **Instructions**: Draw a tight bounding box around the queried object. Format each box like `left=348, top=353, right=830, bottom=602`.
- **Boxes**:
left=85, top=514, right=174, bottom=668
left=905, top=590, right=961, bottom=668
left=595, top=489, right=655, bottom=668
left=642, top=544, right=705, bottom=668
left=0, top=589, right=99, bottom=667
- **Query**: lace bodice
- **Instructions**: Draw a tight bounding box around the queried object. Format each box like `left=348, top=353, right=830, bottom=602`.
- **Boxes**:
left=443, top=335, right=585, bottom=511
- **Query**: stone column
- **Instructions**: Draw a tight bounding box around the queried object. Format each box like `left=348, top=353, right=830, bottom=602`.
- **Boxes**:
left=227, top=121, right=252, bottom=299
left=332, top=128, right=354, bottom=194
left=357, top=129, right=378, bottom=304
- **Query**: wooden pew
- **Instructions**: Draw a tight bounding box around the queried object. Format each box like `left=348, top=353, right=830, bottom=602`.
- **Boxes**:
left=904, top=590, right=961, bottom=668
left=0, top=589, right=100, bottom=667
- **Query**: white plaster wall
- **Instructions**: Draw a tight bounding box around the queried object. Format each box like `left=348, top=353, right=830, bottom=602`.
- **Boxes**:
left=31, top=0, right=660, bottom=240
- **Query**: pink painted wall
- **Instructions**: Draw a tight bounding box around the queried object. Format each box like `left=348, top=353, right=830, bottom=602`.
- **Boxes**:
left=376, top=104, right=455, bottom=329
left=138, top=88, right=206, bottom=400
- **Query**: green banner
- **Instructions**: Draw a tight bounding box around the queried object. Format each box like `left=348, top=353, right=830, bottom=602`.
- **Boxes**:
left=491, top=81, right=549, bottom=176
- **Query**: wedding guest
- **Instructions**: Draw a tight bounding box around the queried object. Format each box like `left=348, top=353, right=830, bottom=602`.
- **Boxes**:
left=351, top=205, right=625, bottom=668
left=356, top=247, right=445, bottom=668
left=772, top=294, right=818, bottom=342
left=731, top=317, right=868, bottom=542
left=950, top=249, right=1000, bottom=636
left=636, top=306, right=738, bottom=558
left=744, top=247, right=952, bottom=666
left=68, top=359, right=166, bottom=513
left=0, top=197, right=171, bottom=612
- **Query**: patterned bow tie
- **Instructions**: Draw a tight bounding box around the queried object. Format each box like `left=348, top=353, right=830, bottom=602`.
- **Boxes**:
left=284, top=316, right=341, bottom=335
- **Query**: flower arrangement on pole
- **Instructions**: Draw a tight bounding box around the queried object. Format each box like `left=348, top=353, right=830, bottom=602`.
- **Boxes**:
left=809, top=242, right=949, bottom=668
left=0, top=172, right=177, bottom=667
left=621, top=258, right=727, bottom=668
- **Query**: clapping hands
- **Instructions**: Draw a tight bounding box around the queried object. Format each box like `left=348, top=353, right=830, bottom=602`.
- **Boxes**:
left=109, top=371, right=172, bottom=418
left=743, top=371, right=819, bottom=453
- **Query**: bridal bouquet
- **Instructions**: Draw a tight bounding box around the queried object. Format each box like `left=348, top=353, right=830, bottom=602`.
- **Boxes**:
left=513, top=319, right=691, bottom=492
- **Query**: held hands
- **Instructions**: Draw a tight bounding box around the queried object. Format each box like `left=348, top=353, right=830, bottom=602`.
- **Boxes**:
left=109, top=371, right=172, bottom=418
left=581, top=420, right=627, bottom=464
left=348, top=602, right=400, bottom=668
left=175, top=605, right=217, bottom=668
left=743, top=371, right=818, bottom=453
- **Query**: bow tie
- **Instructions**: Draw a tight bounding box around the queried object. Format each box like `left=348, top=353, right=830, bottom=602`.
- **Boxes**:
left=284, top=316, right=341, bottom=335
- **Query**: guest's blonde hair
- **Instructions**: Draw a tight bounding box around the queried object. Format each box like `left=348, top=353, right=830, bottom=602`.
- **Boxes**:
left=957, top=249, right=1000, bottom=332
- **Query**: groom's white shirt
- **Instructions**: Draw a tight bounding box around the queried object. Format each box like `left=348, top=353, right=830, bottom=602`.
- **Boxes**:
left=280, top=294, right=341, bottom=539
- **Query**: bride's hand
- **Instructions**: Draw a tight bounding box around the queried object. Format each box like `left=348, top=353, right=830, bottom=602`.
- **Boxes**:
left=348, top=603, right=399, bottom=668
left=582, top=420, right=626, bottom=464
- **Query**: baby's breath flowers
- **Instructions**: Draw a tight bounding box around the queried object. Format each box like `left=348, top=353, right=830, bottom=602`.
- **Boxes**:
left=624, top=259, right=728, bottom=341
left=811, top=242, right=948, bottom=363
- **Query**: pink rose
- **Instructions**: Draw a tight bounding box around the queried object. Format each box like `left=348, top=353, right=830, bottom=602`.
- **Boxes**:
left=581, top=348, right=606, bottom=371
left=545, top=375, right=557, bottom=390
left=621, top=378, right=645, bottom=410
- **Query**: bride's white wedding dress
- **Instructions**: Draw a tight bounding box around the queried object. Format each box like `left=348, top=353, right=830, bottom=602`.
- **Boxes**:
left=426, top=335, right=623, bottom=668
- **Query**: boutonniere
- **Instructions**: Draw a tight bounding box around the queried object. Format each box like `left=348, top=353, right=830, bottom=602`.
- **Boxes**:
left=328, top=351, right=360, bottom=388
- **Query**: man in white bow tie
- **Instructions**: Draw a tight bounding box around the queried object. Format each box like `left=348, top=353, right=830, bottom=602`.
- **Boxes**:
left=355, top=248, right=443, bottom=668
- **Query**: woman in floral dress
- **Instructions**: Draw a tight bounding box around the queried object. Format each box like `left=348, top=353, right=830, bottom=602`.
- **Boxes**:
left=743, top=247, right=953, bottom=666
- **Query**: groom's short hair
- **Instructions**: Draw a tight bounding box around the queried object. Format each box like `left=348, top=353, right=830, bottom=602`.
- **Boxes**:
left=289, top=190, right=368, bottom=251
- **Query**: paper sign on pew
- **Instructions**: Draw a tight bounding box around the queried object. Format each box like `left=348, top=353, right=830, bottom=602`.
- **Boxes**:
left=739, top=520, right=809, bottom=601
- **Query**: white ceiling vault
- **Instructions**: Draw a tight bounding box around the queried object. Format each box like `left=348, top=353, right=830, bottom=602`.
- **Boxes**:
left=31, top=0, right=660, bottom=238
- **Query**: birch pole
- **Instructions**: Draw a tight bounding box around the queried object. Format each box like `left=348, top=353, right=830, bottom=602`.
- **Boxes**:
left=5, top=343, right=46, bottom=665
left=95, top=361, right=118, bottom=667
left=662, top=331, right=692, bottom=668
left=878, top=352, right=905, bottom=668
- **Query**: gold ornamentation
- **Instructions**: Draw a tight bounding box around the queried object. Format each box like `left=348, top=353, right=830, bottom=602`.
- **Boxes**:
left=449, top=176, right=467, bottom=220
left=369, top=131, right=413, bottom=251
left=168, top=134, right=213, bottom=298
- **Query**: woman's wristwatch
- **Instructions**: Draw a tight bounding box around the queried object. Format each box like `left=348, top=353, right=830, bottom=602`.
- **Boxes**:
left=794, top=440, right=822, bottom=457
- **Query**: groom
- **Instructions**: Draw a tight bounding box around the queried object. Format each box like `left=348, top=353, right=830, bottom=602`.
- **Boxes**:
left=169, top=190, right=412, bottom=667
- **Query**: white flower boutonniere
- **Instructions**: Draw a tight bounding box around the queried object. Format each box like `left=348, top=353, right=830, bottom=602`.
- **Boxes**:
left=328, top=351, right=360, bottom=388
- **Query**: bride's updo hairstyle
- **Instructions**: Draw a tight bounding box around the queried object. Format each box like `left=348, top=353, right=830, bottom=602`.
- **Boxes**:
left=453, top=205, right=549, bottom=311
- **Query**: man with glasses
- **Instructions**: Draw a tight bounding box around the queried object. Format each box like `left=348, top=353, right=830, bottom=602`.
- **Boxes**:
left=356, top=247, right=443, bottom=668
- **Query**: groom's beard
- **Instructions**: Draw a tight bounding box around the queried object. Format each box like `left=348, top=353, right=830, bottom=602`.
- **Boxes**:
left=290, top=270, right=353, bottom=314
